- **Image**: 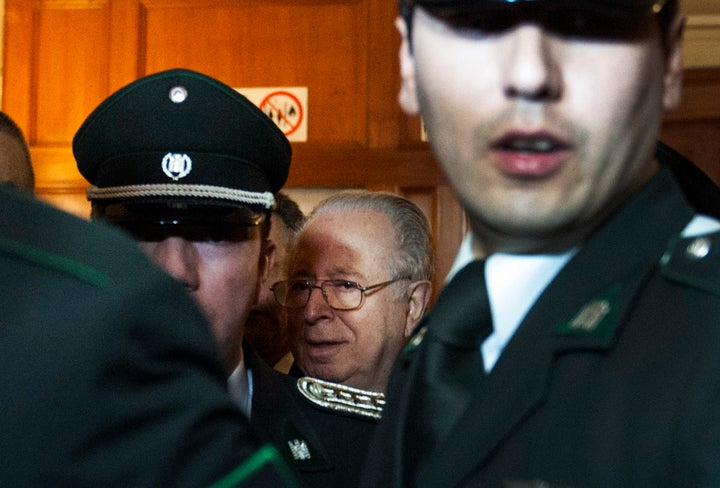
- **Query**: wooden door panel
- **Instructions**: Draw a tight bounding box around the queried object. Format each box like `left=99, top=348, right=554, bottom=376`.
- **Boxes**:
left=34, top=3, right=112, bottom=144
left=139, top=0, right=367, bottom=144
left=660, top=68, right=720, bottom=184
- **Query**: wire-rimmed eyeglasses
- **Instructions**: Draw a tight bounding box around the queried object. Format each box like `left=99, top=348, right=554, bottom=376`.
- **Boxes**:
left=271, top=277, right=410, bottom=311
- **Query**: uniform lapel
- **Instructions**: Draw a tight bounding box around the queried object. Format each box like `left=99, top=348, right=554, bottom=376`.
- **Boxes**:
left=417, top=169, right=694, bottom=488
left=417, top=283, right=558, bottom=488
left=394, top=328, right=428, bottom=486
left=245, top=346, right=334, bottom=471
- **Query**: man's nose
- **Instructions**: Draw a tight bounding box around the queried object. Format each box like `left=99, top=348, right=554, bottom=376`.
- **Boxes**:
left=143, top=237, right=200, bottom=291
left=502, top=24, right=562, bottom=102
left=303, top=285, right=333, bottom=322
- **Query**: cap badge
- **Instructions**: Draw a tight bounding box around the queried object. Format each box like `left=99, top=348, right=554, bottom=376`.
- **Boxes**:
left=287, top=439, right=312, bottom=461
left=162, top=152, right=192, bottom=181
left=169, top=85, right=188, bottom=103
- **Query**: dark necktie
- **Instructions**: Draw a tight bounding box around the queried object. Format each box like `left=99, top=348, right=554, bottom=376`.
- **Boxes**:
left=406, top=259, right=492, bottom=475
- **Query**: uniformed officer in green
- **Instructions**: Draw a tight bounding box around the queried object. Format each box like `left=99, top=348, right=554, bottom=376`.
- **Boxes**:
left=73, top=68, right=386, bottom=487
left=73, top=68, right=289, bottom=382
left=0, top=183, right=299, bottom=486
left=360, top=0, right=720, bottom=486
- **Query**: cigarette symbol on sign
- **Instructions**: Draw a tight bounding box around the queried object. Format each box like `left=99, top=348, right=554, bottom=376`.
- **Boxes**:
left=260, top=91, right=304, bottom=137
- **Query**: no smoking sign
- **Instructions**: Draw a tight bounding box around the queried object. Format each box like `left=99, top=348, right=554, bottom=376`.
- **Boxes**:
left=235, top=87, right=308, bottom=142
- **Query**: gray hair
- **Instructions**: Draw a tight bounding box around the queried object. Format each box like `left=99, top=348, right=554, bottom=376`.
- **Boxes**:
left=305, top=190, right=434, bottom=285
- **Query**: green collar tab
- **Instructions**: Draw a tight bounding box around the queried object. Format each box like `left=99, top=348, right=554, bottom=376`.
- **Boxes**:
left=208, top=443, right=301, bottom=488
left=556, top=285, right=620, bottom=342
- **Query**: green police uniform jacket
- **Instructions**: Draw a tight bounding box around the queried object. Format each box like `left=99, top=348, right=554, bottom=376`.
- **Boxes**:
left=247, top=348, right=381, bottom=488
left=0, top=185, right=298, bottom=487
left=359, top=168, right=720, bottom=488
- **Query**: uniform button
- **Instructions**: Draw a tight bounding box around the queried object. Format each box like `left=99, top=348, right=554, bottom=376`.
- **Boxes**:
left=686, top=237, right=711, bottom=260
left=169, top=86, right=188, bottom=103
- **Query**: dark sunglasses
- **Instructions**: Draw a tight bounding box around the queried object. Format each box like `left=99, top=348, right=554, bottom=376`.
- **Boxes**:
left=122, top=222, right=260, bottom=243
left=412, top=2, right=665, bottom=41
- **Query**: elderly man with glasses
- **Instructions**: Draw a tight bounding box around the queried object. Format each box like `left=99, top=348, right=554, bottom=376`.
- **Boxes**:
left=259, top=190, right=434, bottom=487
left=276, top=190, right=434, bottom=393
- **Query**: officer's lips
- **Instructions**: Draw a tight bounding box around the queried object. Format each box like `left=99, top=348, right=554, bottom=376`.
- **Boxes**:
left=490, top=131, right=572, bottom=178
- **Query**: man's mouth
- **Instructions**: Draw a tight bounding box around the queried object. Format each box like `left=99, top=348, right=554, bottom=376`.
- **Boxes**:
left=306, top=339, right=344, bottom=349
left=491, top=133, right=572, bottom=177
left=496, top=136, right=559, bottom=152
left=305, top=340, right=345, bottom=359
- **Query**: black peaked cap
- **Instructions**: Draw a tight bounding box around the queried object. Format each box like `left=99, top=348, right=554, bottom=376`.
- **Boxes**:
left=73, top=68, right=291, bottom=212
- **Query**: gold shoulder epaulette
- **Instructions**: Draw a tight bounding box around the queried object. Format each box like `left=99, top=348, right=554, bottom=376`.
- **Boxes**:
left=296, top=376, right=385, bottom=420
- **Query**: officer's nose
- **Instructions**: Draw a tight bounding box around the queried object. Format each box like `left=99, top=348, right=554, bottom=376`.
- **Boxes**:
left=502, top=25, right=562, bottom=102
left=139, top=237, right=200, bottom=291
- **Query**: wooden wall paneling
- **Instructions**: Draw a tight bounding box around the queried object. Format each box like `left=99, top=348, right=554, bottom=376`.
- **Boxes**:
left=109, top=1, right=141, bottom=90
left=286, top=145, right=443, bottom=187
left=432, top=184, right=466, bottom=284
left=366, top=0, right=401, bottom=149
left=661, top=120, right=720, bottom=184
left=4, top=0, right=142, bottom=214
left=138, top=0, right=368, bottom=146
left=2, top=2, right=33, bottom=139
left=33, top=1, right=109, bottom=145
left=661, top=67, right=720, bottom=185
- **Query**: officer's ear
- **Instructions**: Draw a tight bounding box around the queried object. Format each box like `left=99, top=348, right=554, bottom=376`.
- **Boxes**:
left=663, top=13, right=685, bottom=111
left=396, top=16, right=420, bottom=115
left=404, top=280, right=432, bottom=338
left=260, top=238, right=277, bottom=284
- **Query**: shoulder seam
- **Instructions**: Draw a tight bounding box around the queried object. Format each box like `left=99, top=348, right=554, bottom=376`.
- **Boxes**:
left=0, top=235, right=109, bottom=287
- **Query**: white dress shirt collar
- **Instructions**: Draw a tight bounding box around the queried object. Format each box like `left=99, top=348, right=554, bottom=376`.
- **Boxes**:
left=228, top=358, right=254, bottom=419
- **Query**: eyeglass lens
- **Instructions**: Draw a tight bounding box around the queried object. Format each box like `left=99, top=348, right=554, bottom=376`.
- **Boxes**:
left=275, top=280, right=364, bottom=310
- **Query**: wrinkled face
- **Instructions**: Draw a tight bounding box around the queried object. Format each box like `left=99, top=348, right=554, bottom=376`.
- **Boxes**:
left=286, top=210, right=411, bottom=392
left=398, top=7, right=682, bottom=253
left=138, top=231, right=265, bottom=371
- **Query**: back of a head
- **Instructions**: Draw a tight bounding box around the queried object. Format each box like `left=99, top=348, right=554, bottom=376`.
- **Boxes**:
left=273, top=191, right=305, bottom=238
left=0, top=112, right=34, bottom=193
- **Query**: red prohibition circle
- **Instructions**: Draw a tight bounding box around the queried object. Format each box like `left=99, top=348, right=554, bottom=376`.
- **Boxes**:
left=260, top=91, right=304, bottom=136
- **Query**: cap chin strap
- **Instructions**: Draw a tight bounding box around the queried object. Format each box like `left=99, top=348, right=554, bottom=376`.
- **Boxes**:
left=86, top=183, right=275, bottom=209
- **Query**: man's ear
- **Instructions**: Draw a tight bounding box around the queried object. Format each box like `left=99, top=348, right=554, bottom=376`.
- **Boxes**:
left=663, top=14, right=685, bottom=111
left=396, top=16, right=420, bottom=115
left=404, top=280, right=432, bottom=338
left=260, top=238, right=277, bottom=284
